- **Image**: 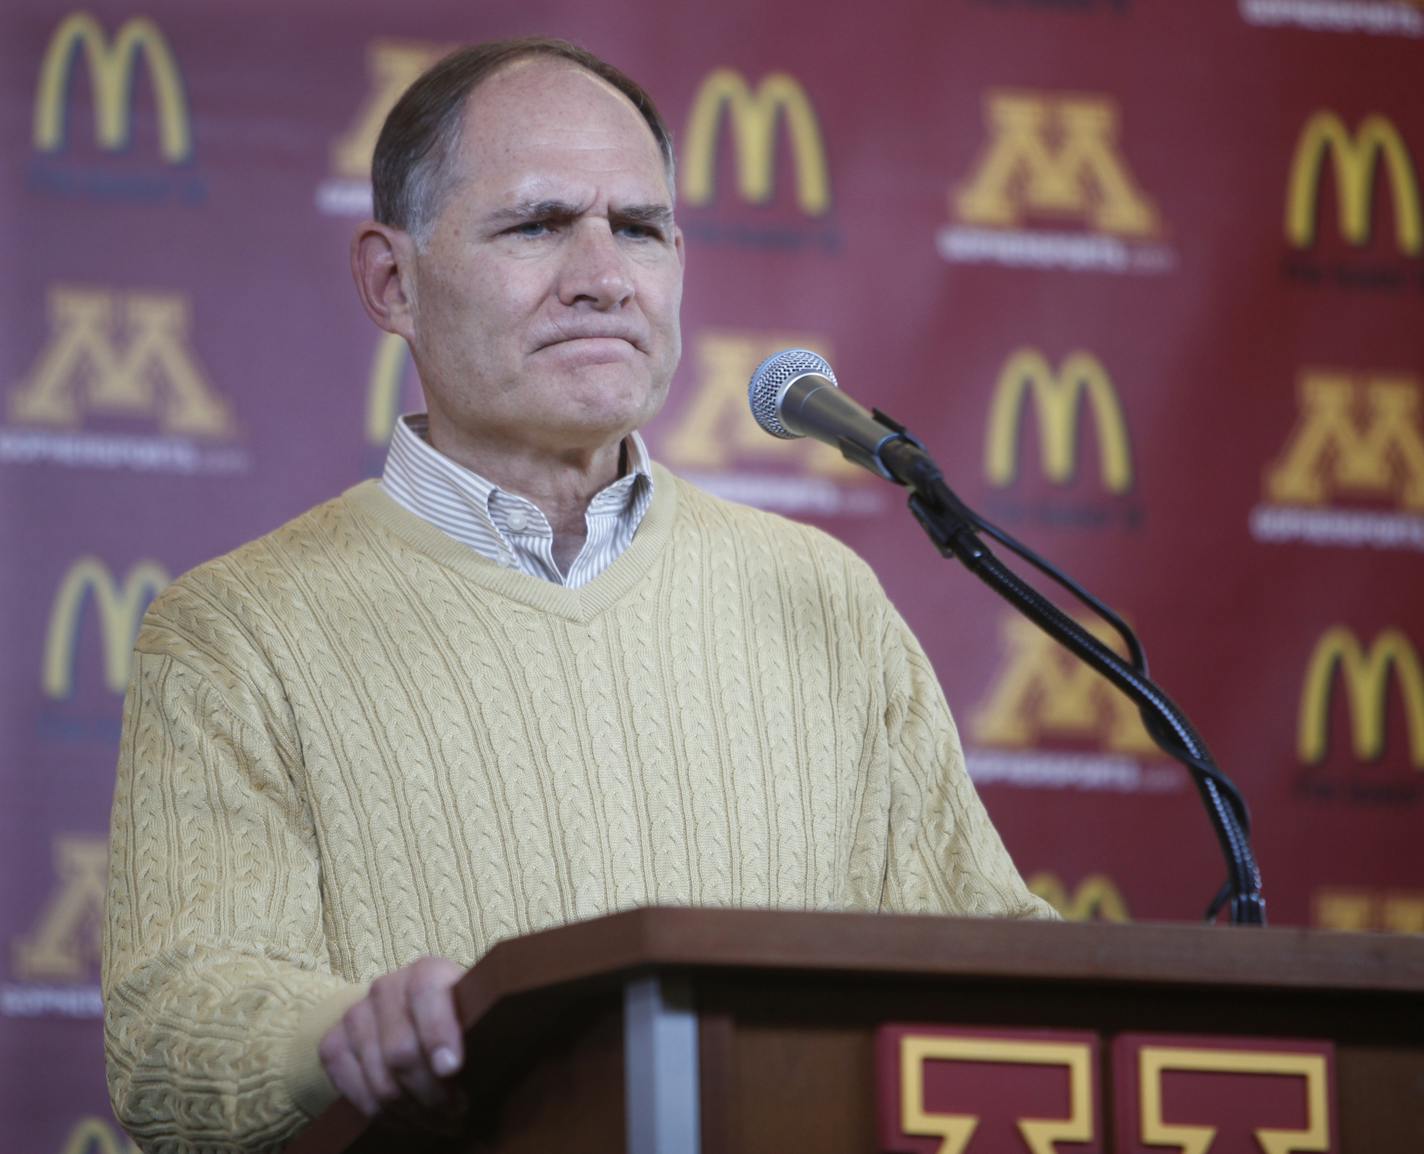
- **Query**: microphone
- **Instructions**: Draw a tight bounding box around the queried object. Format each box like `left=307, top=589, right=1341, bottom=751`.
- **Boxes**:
left=747, top=348, right=932, bottom=484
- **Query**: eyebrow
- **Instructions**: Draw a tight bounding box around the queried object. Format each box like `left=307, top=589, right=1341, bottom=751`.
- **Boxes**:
left=485, top=199, right=675, bottom=229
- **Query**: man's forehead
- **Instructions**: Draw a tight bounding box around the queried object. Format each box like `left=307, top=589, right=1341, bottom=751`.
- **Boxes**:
left=459, top=57, right=659, bottom=154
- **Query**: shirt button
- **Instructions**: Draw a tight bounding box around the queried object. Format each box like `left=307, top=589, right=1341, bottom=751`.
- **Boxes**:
left=506, top=509, right=529, bottom=532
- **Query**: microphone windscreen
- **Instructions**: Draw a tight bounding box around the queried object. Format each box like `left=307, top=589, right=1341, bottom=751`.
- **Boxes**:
left=747, top=348, right=838, bottom=439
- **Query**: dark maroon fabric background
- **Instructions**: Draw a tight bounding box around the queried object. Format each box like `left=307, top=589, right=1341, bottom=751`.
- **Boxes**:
left=3, top=1, right=1421, bottom=1147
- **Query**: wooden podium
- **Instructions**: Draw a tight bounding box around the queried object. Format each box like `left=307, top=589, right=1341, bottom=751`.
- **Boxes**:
left=288, top=908, right=1424, bottom=1154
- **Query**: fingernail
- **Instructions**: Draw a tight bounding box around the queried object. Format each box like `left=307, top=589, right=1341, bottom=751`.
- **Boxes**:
left=433, top=1047, right=460, bottom=1076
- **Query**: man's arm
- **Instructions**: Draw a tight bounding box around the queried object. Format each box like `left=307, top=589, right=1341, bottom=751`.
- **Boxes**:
left=877, top=605, right=1058, bottom=920
left=104, top=641, right=367, bottom=1151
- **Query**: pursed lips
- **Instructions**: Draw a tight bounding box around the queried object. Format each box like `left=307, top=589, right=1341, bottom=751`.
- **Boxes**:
left=534, top=324, right=647, bottom=353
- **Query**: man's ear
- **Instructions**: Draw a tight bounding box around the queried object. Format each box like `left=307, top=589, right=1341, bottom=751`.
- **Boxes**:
left=351, top=222, right=418, bottom=340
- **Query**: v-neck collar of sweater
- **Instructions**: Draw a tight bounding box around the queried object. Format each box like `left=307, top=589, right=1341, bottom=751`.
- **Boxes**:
left=339, top=464, right=681, bottom=624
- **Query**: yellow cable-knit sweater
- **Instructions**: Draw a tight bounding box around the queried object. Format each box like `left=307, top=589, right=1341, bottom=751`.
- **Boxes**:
left=103, top=467, right=1052, bottom=1152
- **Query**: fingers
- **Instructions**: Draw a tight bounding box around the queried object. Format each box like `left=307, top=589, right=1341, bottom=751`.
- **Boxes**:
left=408, top=957, right=466, bottom=1079
left=318, top=1011, right=384, bottom=1118
left=318, top=956, right=468, bottom=1127
left=371, top=968, right=452, bottom=1111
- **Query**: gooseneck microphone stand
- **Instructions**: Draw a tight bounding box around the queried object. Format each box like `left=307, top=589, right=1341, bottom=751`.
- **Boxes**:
left=873, top=430, right=1267, bottom=927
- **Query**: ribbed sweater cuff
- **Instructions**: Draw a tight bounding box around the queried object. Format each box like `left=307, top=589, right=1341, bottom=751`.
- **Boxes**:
left=283, top=984, right=370, bottom=1120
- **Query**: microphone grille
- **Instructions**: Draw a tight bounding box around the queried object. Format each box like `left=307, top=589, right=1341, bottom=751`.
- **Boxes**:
left=748, top=348, right=838, bottom=439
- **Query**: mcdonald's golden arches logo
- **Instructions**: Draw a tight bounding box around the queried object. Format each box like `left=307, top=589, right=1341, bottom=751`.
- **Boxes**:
left=366, top=332, right=416, bottom=445
left=956, top=91, right=1158, bottom=236
left=1027, top=872, right=1131, bottom=922
left=985, top=349, right=1132, bottom=493
left=331, top=39, right=447, bottom=180
left=681, top=69, right=830, bottom=215
left=33, top=12, right=190, bottom=162
left=972, top=614, right=1156, bottom=754
left=12, top=835, right=108, bottom=981
left=1265, top=372, right=1424, bottom=512
left=658, top=331, right=856, bottom=477
left=1285, top=112, right=1422, bottom=256
left=1297, top=627, right=1424, bottom=768
left=43, top=557, right=169, bottom=698
left=9, top=286, right=230, bottom=437
left=55, top=1117, right=142, bottom=1154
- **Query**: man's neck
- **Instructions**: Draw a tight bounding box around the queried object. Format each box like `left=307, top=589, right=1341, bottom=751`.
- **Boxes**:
left=425, top=422, right=628, bottom=567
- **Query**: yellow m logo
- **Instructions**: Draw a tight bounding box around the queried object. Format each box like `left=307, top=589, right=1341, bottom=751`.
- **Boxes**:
left=1027, top=872, right=1130, bottom=922
left=972, top=614, right=1156, bottom=754
left=33, top=12, right=190, bottom=162
left=1298, top=628, right=1424, bottom=768
left=985, top=349, right=1132, bottom=493
left=330, top=39, right=447, bottom=179
left=9, top=286, right=230, bottom=436
left=681, top=70, right=830, bottom=215
left=658, top=331, right=855, bottom=476
left=1285, top=112, right=1422, bottom=255
left=43, top=557, right=168, bottom=698
left=13, top=835, right=108, bottom=981
left=1265, top=372, right=1424, bottom=511
left=956, top=91, right=1158, bottom=236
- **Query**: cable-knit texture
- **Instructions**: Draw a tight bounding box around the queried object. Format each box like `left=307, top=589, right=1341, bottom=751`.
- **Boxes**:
left=104, top=466, right=1053, bottom=1152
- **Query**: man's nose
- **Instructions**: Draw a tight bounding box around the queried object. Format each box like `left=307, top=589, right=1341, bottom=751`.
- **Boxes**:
left=558, top=220, right=635, bottom=310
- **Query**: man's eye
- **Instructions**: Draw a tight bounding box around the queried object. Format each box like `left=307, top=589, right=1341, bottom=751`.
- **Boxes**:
left=617, top=224, right=661, bottom=240
left=512, top=221, right=552, bottom=237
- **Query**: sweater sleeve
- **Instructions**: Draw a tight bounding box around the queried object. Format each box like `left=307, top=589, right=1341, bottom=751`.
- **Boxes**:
left=103, top=605, right=366, bottom=1153
left=877, top=605, right=1058, bottom=921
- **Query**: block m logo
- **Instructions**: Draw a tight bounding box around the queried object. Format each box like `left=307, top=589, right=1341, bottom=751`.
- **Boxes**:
left=985, top=349, right=1132, bottom=493
left=681, top=69, right=830, bottom=215
left=972, top=614, right=1155, bottom=754
left=9, top=286, right=229, bottom=436
left=1265, top=372, right=1424, bottom=510
left=43, top=557, right=169, bottom=698
left=955, top=91, right=1158, bottom=236
left=13, top=835, right=107, bottom=980
left=330, top=39, right=447, bottom=180
left=33, top=12, right=190, bottom=162
left=1285, top=112, right=1422, bottom=255
left=1298, top=628, right=1424, bottom=768
left=658, top=332, right=855, bottom=476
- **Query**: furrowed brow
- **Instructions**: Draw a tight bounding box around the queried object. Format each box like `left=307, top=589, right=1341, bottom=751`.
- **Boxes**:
left=485, top=200, right=584, bottom=227
left=611, top=204, right=676, bottom=230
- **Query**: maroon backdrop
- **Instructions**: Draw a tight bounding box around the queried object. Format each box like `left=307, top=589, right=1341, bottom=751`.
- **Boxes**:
left=3, top=1, right=1422, bottom=1147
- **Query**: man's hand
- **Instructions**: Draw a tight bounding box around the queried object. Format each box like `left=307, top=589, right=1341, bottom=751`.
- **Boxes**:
left=318, top=956, right=467, bottom=1126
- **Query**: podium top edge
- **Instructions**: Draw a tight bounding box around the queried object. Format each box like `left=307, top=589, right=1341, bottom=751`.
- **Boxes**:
left=463, top=907, right=1424, bottom=1006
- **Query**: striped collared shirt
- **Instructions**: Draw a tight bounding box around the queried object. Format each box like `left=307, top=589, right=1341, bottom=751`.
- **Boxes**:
left=380, top=414, right=655, bottom=588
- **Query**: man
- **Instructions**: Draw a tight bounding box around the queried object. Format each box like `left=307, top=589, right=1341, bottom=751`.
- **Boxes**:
left=103, top=38, right=1052, bottom=1152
